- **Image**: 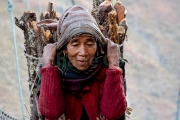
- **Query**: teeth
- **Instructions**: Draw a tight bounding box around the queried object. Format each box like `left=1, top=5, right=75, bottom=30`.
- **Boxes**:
left=79, top=60, right=88, bottom=62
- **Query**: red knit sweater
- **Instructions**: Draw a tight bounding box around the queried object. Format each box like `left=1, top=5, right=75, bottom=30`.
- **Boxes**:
left=38, top=64, right=127, bottom=120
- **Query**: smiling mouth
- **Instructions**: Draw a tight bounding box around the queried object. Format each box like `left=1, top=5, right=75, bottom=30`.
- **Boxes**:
left=77, top=60, right=88, bottom=66
left=77, top=60, right=88, bottom=62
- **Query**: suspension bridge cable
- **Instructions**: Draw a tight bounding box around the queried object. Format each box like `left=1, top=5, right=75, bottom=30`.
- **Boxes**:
left=56, top=0, right=62, bottom=13
left=71, top=0, right=75, bottom=5
left=38, top=0, right=42, bottom=12
left=176, top=81, right=180, bottom=120
left=26, top=0, right=30, bottom=10
left=7, top=0, right=25, bottom=120
left=65, top=0, right=68, bottom=7
left=0, top=109, right=19, bottom=120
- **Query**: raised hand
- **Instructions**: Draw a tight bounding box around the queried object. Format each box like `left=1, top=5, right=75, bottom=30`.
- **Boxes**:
left=106, top=38, right=120, bottom=68
left=43, top=43, right=57, bottom=66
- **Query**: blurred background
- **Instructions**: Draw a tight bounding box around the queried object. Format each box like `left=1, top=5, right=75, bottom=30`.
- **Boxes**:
left=0, top=0, right=180, bottom=120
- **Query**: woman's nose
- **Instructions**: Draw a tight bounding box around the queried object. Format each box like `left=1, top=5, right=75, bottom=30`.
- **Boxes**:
left=79, top=45, right=88, bottom=56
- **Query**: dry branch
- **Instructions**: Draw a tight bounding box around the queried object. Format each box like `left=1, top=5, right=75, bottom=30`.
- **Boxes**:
left=108, top=9, right=118, bottom=44
left=15, top=2, right=61, bottom=120
left=92, top=0, right=128, bottom=58
left=114, top=0, right=125, bottom=25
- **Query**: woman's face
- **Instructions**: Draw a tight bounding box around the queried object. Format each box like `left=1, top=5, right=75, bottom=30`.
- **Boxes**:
left=66, top=35, right=97, bottom=71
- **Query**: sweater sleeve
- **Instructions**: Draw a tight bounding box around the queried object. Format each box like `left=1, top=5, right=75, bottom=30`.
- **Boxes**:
left=38, top=65, right=65, bottom=119
left=100, top=68, right=127, bottom=120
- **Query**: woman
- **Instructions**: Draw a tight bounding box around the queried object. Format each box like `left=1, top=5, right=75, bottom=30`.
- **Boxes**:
left=38, top=5, right=127, bottom=120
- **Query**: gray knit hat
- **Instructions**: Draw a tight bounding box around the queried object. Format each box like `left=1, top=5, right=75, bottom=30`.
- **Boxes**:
left=56, top=5, right=106, bottom=50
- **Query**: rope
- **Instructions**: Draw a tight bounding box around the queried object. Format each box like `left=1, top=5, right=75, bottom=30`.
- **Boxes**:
left=38, top=0, right=42, bottom=12
left=24, top=53, right=42, bottom=60
left=66, top=0, right=69, bottom=7
left=0, top=109, right=19, bottom=120
left=71, top=0, right=75, bottom=5
left=7, top=0, right=25, bottom=120
left=26, top=0, right=30, bottom=10
left=176, top=81, right=180, bottom=120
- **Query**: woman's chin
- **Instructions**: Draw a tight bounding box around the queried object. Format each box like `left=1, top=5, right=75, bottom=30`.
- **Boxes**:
left=74, top=63, right=90, bottom=71
left=74, top=61, right=90, bottom=71
left=76, top=66, right=89, bottom=71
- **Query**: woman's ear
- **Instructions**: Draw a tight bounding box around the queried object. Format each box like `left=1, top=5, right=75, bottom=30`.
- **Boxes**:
left=37, top=19, right=58, bottom=30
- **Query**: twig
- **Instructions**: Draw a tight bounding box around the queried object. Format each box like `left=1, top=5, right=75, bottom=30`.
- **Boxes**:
left=24, top=53, right=42, bottom=60
left=23, top=102, right=31, bottom=117
left=29, top=75, right=38, bottom=98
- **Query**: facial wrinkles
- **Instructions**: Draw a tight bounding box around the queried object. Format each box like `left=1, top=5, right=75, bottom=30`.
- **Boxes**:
left=73, top=39, right=96, bottom=60
left=67, top=36, right=97, bottom=70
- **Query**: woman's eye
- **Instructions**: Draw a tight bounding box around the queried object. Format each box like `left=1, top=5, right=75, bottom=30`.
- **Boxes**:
left=86, top=43, right=94, bottom=46
left=87, top=44, right=93, bottom=46
left=71, top=43, right=79, bottom=46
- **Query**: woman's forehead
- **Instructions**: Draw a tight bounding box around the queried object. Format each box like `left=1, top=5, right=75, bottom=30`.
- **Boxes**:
left=70, top=34, right=97, bottom=43
left=72, top=33, right=95, bottom=38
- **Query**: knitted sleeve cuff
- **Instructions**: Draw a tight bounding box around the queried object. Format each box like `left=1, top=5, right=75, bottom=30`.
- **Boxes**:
left=41, top=64, right=55, bottom=70
left=101, top=66, right=127, bottom=119
left=106, top=66, right=123, bottom=76
left=38, top=65, right=65, bottom=118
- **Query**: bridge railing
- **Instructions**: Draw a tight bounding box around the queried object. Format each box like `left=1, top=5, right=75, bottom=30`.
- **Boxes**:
left=0, top=109, right=20, bottom=120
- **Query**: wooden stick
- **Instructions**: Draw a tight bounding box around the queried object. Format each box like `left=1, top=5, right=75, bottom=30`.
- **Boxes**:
left=114, top=0, right=125, bottom=25
left=47, top=2, right=53, bottom=13
left=108, top=9, right=119, bottom=44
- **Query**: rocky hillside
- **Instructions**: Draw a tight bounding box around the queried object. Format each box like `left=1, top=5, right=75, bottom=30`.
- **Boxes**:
left=0, top=0, right=179, bottom=119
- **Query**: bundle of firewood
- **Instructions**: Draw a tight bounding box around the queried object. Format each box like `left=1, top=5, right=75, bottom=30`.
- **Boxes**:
left=15, top=2, right=60, bottom=120
left=92, top=0, right=128, bottom=58
left=15, top=0, right=128, bottom=120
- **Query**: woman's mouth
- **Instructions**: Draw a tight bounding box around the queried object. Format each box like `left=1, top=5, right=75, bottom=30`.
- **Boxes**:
left=77, top=60, right=88, bottom=66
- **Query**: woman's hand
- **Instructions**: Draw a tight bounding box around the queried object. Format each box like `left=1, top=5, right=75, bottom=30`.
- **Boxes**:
left=106, top=39, right=120, bottom=68
left=43, top=43, right=57, bottom=66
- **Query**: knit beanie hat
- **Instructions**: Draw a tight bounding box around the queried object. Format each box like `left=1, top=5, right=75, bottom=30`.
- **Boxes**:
left=56, top=5, right=106, bottom=50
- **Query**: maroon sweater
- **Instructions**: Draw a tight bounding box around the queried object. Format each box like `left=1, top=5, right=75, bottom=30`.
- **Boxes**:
left=38, top=64, right=127, bottom=120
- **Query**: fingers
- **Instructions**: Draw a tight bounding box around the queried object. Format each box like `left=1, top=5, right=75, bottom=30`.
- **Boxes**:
left=106, top=39, right=120, bottom=67
left=43, top=44, right=57, bottom=55
left=107, top=39, right=120, bottom=53
left=43, top=43, right=57, bottom=65
left=44, top=43, right=57, bottom=47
